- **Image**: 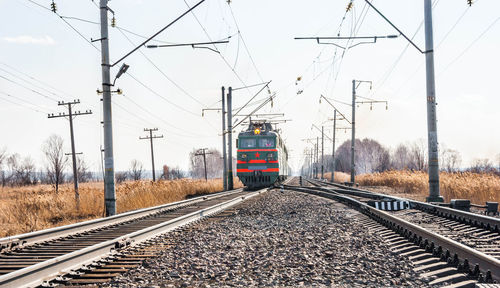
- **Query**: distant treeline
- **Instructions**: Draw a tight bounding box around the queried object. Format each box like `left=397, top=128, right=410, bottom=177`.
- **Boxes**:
left=302, top=138, right=500, bottom=175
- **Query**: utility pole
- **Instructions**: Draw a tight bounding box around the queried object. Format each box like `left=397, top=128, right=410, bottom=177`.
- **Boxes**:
left=332, top=110, right=336, bottom=183
left=315, top=137, right=319, bottom=179
left=195, top=148, right=213, bottom=181
left=351, top=80, right=356, bottom=184
left=361, top=0, right=443, bottom=201
left=350, top=80, right=373, bottom=185
left=424, top=0, right=443, bottom=202
left=227, top=87, right=234, bottom=190
left=99, top=0, right=116, bottom=216
left=48, top=100, right=92, bottom=209
left=321, top=126, right=324, bottom=179
left=140, top=128, right=163, bottom=181
left=221, top=87, right=227, bottom=191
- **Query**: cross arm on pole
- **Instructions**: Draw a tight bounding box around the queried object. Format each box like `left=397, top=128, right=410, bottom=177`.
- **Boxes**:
left=363, top=0, right=428, bottom=54
left=319, top=95, right=351, bottom=124
left=294, top=35, right=398, bottom=49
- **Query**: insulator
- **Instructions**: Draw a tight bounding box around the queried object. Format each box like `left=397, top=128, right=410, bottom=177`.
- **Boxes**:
left=370, top=104, right=372, bottom=110
left=50, top=1, right=57, bottom=13
left=467, top=0, right=473, bottom=6
left=111, top=16, right=116, bottom=27
left=346, top=2, right=353, bottom=12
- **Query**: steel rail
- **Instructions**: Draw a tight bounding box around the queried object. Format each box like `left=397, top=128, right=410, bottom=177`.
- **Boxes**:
left=0, top=188, right=243, bottom=251
left=0, top=188, right=266, bottom=288
left=308, top=179, right=500, bottom=232
left=286, top=185, right=500, bottom=283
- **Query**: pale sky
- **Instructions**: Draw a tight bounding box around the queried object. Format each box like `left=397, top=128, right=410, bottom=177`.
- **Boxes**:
left=0, top=0, right=499, bottom=173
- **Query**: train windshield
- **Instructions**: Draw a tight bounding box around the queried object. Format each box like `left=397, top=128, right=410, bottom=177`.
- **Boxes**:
left=259, top=138, right=275, bottom=148
left=240, top=138, right=256, bottom=148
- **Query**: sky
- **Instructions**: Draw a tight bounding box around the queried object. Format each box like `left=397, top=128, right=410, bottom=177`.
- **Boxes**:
left=0, top=0, right=499, bottom=174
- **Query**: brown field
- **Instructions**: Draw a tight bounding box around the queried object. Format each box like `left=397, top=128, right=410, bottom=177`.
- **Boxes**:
left=323, top=172, right=350, bottom=183
left=0, top=178, right=242, bottom=238
left=356, top=170, right=500, bottom=204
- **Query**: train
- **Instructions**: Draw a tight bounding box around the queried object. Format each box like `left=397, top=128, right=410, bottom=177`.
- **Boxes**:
left=236, top=121, right=289, bottom=189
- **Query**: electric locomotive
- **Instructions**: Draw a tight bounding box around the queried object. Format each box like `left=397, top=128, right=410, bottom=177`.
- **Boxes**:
left=236, top=121, right=288, bottom=189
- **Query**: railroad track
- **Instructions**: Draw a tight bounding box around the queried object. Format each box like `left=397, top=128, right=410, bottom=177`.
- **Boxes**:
left=0, top=187, right=268, bottom=287
left=305, top=179, right=500, bottom=261
left=285, top=181, right=500, bottom=286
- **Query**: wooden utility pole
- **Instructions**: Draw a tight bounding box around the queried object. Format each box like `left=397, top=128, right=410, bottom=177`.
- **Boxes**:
left=140, top=128, right=163, bottom=181
left=195, top=148, right=213, bottom=181
left=48, top=100, right=92, bottom=209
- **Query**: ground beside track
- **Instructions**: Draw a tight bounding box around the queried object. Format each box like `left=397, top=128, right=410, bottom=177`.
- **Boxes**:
left=104, top=189, right=432, bottom=287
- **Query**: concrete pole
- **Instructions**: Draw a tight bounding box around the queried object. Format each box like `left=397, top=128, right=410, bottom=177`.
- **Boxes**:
left=309, top=149, right=313, bottom=178
left=331, top=110, right=336, bottom=183
left=350, top=79, right=356, bottom=184
left=68, top=104, right=79, bottom=208
left=315, top=137, right=319, bottom=179
left=202, top=149, right=208, bottom=181
left=149, top=129, right=156, bottom=181
left=221, top=87, right=227, bottom=191
left=424, top=0, right=443, bottom=202
left=227, top=87, right=234, bottom=190
left=99, top=0, right=116, bottom=216
left=321, top=126, right=324, bottom=179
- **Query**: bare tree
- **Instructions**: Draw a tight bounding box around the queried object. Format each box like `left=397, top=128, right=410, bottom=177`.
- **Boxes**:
left=189, top=148, right=223, bottom=179
left=76, top=156, right=92, bottom=183
left=392, top=144, right=410, bottom=170
left=161, top=165, right=169, bottom=180
left=469, top=158, right=494, bottom=173
left=115, top=171, right=128, bottom=183
left=0, top=147, right=6, bottom=186
left=129, top=159, right=144, bottom=181
left=17, top=157, right=38, bottom=185
left=168, top=166, right=185, bottom=180
left=496, top=153, right=500, bottom=173
left=5, top=153, right=20, bottom=186
left=409, top=139, right=427, bottom=171
left=42, top=135, right=68, bottom=192
left=440, top=147, right=462, bottom=172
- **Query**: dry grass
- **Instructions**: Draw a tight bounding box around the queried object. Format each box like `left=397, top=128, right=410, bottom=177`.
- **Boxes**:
left=357, top=171, right=500, bottom=204
left=323, top=171, right=350, bottom=183
left=0, top=178, right=243, bottom=238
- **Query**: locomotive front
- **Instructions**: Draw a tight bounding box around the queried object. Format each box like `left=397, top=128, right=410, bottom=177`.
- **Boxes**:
left=236, top=122, right=287, bottom=189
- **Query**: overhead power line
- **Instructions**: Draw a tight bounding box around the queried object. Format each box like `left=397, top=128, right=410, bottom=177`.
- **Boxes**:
left=182, top=0, right=252, bottom=96
left=116, top=27, right=208, bottom=108
left=227, top=4, right=265, bottom=82
left=0, top=74, right=60, bottom=102
left=0, top=91, right=49, bottom=114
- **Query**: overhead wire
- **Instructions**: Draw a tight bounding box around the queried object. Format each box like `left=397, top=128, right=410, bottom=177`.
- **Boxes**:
left=115, top=26, right=208, bottom=108
left=227, top=3, right=265, bottom=82
left=0, top=91, right=51, bottom=114
left=182, top=0, right=253, bottom=97
left=24, top=0, right=220, bottom=146
left=437, top=14, right=499, bottom=78
left=0, top=74, right=60, bottom=103
left=368, top=0, right=441, bottom=98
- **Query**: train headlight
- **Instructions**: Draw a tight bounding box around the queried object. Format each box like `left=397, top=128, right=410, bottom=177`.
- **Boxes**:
left=254, top=128, right=261, bottom=135
left=241, top=153, right=247, bottom=159
left=267, top=153, right=274, bottom=160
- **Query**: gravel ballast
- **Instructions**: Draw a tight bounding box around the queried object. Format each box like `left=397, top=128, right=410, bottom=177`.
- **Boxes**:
left=107, top=190, right=431, bottom=287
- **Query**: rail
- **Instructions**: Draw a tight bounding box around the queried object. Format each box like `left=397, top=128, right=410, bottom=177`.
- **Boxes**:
left=307, top=179, right=500, bottom=232
left=0, top=188, right=264, bottom=288
left=285, top=184, right=500, bottom=283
